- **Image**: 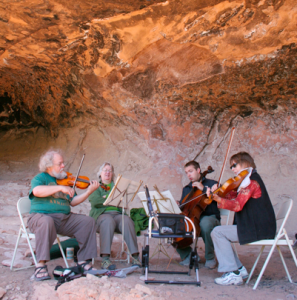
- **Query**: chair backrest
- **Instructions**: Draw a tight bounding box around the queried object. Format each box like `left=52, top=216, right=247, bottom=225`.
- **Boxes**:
left=274, top=197, right=293, bottom=238
left=219, top=208, right=232, bottom=225
left=17, top=196, right=31, bottom=215
left=17, top=196, right=31, bottom=230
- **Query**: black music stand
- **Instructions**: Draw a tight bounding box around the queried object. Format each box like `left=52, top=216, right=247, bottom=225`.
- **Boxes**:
left=141, top=186, right=200, bottom=286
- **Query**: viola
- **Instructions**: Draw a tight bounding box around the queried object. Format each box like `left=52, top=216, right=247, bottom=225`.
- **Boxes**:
left=56, top=172, right=110, bottom=191
left=205, top=169, right=249, bottom=205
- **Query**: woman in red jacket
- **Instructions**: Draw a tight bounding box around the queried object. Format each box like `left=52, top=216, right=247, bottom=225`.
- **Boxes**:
left=208, top=152, right=276, bottom=286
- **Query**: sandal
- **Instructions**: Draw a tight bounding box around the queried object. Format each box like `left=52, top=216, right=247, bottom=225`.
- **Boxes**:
left=101, top=257, right=116, bottom=270
left=77, top=260, right=94, bottom=272
left=34, top=265, right=51, bottom=281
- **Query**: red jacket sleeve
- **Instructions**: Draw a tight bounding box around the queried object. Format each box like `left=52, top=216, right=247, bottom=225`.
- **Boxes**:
left=218, top=180, right=262, bottom=212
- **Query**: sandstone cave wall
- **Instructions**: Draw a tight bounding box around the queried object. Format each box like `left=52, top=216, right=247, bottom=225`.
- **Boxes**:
left=0, top=0, right=297, bottom=235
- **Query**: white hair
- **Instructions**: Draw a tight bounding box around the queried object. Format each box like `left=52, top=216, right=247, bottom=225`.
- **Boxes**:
left=97, top=162, right=115, bottom=182
left=39, top=149, right=63, bottom=172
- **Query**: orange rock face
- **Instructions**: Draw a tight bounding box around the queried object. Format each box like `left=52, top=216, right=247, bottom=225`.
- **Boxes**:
left=0, top=1, right=297, bottom=225
left=0, top=0, right=296, bottom=132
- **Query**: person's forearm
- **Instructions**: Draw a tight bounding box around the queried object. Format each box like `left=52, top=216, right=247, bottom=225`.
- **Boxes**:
left=32, top=185, right=64, bottom=197
left=71, top=191, right=91, bottom=206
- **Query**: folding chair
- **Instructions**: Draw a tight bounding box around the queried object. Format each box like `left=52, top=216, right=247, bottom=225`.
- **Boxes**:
left=141, top=186, right=200, bottom=286
left=10, top=196, right=70, bottom=271
left=245, top=196, right=297, bottom=290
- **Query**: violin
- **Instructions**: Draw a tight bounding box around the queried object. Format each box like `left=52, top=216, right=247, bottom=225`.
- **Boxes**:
left=205, top=169, right=249, bottom=205
left=56, top=172, right=110, bottom=191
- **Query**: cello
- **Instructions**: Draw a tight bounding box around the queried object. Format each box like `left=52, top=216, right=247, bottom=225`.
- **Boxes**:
left=174, top=127, right=238, bottom=249
left=174, top=166, right=215, bottom=248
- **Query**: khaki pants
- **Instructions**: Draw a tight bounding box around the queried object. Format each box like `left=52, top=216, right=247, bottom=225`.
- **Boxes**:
left=28, top=212, right=97, bottom=262
left=96, top=211, right=138, bottom=256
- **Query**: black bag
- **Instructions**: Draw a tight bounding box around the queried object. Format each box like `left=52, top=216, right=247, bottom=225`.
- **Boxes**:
left=53, top=265, right=85, bottom=290
left=157, top=213, right=186, bottom=235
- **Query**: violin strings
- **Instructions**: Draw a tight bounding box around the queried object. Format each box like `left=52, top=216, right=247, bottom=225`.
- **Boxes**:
left=178, top=192, right=207, bottom=208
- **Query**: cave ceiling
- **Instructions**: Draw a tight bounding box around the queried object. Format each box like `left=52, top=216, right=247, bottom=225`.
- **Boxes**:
left=0, top=0, right=296, bottom=144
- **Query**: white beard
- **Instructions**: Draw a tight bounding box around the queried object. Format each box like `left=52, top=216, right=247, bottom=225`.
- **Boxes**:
left=52, top=170, right=67, bottom=180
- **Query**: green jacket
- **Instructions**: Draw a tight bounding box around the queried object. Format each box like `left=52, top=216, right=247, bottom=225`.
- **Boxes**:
left=89, top=182, right=149, bottom=235
left=89, top=182, right=116, bottom=221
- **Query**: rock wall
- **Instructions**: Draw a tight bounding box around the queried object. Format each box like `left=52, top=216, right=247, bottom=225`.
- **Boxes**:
left=0, top=0, right=297, bottom=234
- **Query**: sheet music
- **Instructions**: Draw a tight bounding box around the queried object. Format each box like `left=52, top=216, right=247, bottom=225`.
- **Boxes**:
left=137, top=190, right=181, bottom=216
left=103, top=175, right=143, bottom=211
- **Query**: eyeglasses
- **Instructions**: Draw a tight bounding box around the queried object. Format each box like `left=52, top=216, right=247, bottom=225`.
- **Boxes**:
left=54, top=162, right=65, bottom=167
left=102, top=169, right=112, bottom=173
left=230, top=163, right=237, bottom=169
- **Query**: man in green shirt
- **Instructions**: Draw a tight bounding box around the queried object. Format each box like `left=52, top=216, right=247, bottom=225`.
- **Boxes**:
left=89, top=162, right=141, bottom=270
left=28, top=150, right=99, bottom=281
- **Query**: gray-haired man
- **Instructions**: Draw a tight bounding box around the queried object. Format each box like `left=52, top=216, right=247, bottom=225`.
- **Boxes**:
left=28, top=150, right=99, bottom=281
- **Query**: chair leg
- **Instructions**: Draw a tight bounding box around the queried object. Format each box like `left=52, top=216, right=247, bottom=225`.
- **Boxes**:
left=277, top=245, right=292, bottom=283
left=246, top=245, right=265, bottom=285
left=56, top=237, right=69, bottom=268
left=253, top=242, right=279, bottom=290
left=24, top=232, right=38, bottom=267
left=284, top=229, right=297, bottom=268
left=10, top=228, right=23, bottom=270
left=12, top=229, right=38, bottom=271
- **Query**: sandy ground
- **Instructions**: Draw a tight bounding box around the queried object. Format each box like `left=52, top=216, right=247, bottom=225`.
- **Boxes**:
left=1, top=240, right=297, bottom=300
left=1, top=180, right=297, bottom=299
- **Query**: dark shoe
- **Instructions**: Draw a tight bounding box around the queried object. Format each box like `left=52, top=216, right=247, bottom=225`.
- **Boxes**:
left=101, top=257, right=116, bottom=270
left=205, top=258, right=217, bottom=269
left=131, top=256, right=141, bottom=267
left=34, top=265, right=51, bottom=281
left=179, top=253, right=200, bottom=266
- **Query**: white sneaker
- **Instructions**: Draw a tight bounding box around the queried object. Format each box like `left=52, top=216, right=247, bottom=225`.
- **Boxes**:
left=238, top=266, right=248, bottom=279
left=215, top=272, right=243, bottom=286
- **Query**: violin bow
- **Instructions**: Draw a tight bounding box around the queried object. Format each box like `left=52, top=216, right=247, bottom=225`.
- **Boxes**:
left=72, top=154, right=86, bottom=194
left=217, top=127, right=235, bottom=186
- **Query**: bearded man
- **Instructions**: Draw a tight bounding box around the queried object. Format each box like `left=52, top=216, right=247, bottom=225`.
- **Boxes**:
left=28, top=150, right=99, bottom=281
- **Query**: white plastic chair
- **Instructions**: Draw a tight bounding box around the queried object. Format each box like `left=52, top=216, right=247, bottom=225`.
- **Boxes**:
left=245, top=197, right=297, bottom=290
left=10, top=196, right=69, bottom=271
